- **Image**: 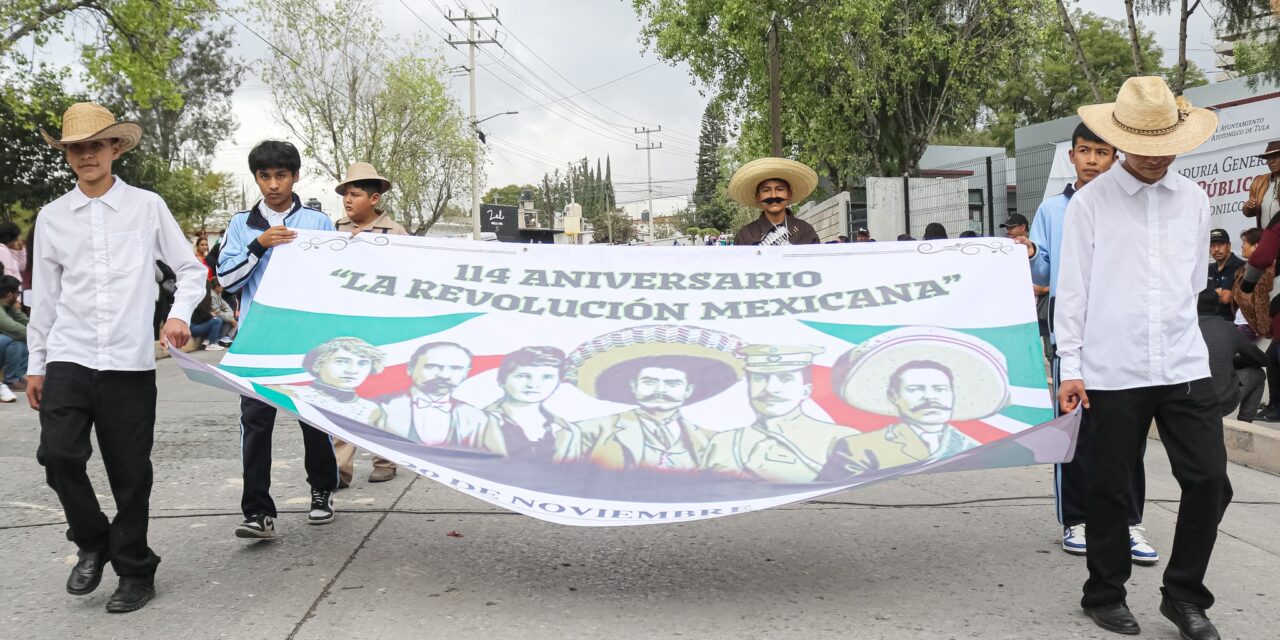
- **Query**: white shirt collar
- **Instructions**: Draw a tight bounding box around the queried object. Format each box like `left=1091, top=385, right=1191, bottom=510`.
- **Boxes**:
left=68, top=177, right=128, bottom=211
left=1113, top=163, right=1181, bottom=196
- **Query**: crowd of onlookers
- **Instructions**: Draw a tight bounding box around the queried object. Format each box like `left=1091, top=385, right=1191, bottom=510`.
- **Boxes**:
left=0, top=222, right=29, bottom=403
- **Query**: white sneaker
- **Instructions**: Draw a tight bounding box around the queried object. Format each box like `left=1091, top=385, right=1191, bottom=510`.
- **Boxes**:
left=1130, top=526, right=1160, bottom=565
left=1062, top=524, right=1087, bottom=555
left=205, top=343, right=226, bottom=351
left=0, top=384, right=15, bottom=403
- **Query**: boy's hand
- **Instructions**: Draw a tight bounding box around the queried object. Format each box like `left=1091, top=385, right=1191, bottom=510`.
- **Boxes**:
left=1058, top=379, right=1089, bottom=413
left=162, top=318, right=192, bottom=349
left=1013, top=235, right=1036, bottom=258
left=257, top=225, right=297, bottom=248
left=26, top=375, right=43, bottom=410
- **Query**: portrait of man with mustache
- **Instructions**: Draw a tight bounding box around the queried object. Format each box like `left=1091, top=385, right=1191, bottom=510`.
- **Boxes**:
left=380, top=341, right=495, bottom=447
left=574, top=357, right=714, bottom=471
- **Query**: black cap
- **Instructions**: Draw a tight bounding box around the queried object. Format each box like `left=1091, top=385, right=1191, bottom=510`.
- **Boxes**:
left=1210, top=228, right=1230, bottom=244
left=1000, top=214, right=1028, bottom=228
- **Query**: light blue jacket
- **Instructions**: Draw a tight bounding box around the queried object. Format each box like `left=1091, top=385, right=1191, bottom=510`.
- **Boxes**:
left=216, top=194, right=333, bottom=317
left=1028, top=183, right=1077, bottom=297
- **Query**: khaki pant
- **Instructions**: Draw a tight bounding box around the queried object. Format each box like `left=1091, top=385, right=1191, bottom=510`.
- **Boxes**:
left=333, top=438, right=395, bottom=485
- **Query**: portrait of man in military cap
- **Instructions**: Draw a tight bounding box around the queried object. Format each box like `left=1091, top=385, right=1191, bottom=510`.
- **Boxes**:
left=701, top=345, right=854, bottom=484
left=566, top=325, right=746, bottom=472
left=824, top=327, right=1011, bottom=477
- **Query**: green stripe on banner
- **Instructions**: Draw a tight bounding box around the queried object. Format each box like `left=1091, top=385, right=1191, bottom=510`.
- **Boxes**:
left=801, top=321, right=1047, bottom=389
left=229, top=304, right=483, bottom=356
left=1001, top=404, right=1055, bottom=426
left=218, top=365, right=306, bottom=378
left=251, top=382, right=297, bottom=413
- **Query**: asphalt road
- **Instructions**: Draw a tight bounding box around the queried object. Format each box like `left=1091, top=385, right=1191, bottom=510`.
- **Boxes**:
left=1, top=351, right=1278, bottom=640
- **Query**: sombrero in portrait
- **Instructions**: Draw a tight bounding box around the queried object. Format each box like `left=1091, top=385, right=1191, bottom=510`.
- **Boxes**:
left=566, top=325, right=747, bottom=404
left=726, top=157, right=819, bottom=209
left=40, top=102, right=142, bottom=153
left=1077, top=76, right=1218, bottom=156
left=831, top=326, right=1010, bottom=421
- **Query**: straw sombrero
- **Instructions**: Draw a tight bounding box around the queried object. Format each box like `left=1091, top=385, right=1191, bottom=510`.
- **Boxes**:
left=1077, top=76, right=1218, bottom=156
left=566, top=325, right=746, bottom=404
left=335, top=161, right=393, bottom=195
left=727, top=157, right=818, bottom=209
left=40, top=102, right=141, bottom=153
left=831, top=326, right=1010, bottom=421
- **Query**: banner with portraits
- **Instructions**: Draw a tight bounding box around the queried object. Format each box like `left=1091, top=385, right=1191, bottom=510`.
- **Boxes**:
left=175, top=231, right=1080, bottom=526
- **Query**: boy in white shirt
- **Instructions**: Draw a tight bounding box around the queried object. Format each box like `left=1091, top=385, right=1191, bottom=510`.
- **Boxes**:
left=26, top=103, right=205, bottom=613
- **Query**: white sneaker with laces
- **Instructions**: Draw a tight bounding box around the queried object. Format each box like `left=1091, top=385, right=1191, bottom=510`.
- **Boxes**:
left=1062, top=524, right=1087, bottom=555
left=1129, top=526, right=1159, bottom=565
left=205, top=343, right=225, bottom=351
left=0, top=384, right=15, bottom=403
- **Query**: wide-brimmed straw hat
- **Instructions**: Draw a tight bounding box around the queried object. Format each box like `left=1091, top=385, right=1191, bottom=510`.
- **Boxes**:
left=1256, top=141, right=1280, bottom=159
left=335, top=162, right=392, bottom=195
left=831, top=326, right=1010, bottom=421
left=727, top=157, right=818, bottom=209
left=40, top=102, right=141, bottom=153
left=1077, top=76, right=1218, bottom=156
left=566, top=325, right=746, bottom=404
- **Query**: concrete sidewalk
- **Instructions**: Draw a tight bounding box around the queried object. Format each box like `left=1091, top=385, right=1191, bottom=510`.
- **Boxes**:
left=1, top=352, right=1278, bottom=640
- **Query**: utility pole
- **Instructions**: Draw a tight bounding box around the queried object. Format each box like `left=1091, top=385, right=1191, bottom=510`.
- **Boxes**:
left=635, top=126, right=661, bottom=243
left=448, top=8, right=499, bottom=240
left=767, top=13, right=782, bottom=157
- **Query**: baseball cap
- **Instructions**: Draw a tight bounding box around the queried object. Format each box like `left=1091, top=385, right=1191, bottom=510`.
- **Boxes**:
left=1209, top=228, right=1230, bottom=244
left=1000, top=214, right=1028, bottom=228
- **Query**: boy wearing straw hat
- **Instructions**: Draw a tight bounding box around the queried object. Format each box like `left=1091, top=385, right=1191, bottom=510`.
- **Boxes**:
left=331, top=162, right=403, bottom=485
left=727, top=158, right=821, bottom=245
left=1057, top=77, right=1232, bottom=640
left=217, top=141, right=340, bottom=540
left=26, top=102, right=206, bottom=612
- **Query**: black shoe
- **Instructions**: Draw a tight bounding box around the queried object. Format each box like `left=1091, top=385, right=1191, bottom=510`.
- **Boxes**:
left=1083, top=602, right=1141, bottom=635
left=1160, top=597, right=1220, bottom=640
left=66, top=549, right=106, bottom=595
left=308, top=488, right=334, bottom=525
left=234, top=514, right=275, bottom=539
left=105, top=576, right=155, bottom=613
left=1256, top=406, right=1280, bottom=422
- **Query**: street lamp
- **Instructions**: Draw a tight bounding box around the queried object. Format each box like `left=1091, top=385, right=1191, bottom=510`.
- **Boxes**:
left=471, top=111, right=518, bottom=241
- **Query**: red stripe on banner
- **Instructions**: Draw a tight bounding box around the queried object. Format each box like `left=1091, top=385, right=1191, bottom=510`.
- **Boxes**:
left=351, top=354, right=504, bottom=398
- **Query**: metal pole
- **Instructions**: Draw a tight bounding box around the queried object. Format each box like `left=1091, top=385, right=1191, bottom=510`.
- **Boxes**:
left=468, top=16, right=480, bottom=240
left=635, top=127, right=661, bottom=243
left=902, top=173, right=911, bottom=237
left=985, top=155, right=995, bottom=236
left=768, top=13, right=782, bottom=157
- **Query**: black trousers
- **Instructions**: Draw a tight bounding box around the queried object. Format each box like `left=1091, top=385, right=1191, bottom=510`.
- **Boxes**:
left=36, top=362, right=160, bottom=577
left=1081, top=379, right=1233, bottom=609
left=1052, top=355, right=1147, bottom=527
left=239, top=395, right=338, bottom=518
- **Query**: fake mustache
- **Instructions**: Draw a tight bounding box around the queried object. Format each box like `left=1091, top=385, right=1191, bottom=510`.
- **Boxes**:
left=759, top=197, right=786, bottom=205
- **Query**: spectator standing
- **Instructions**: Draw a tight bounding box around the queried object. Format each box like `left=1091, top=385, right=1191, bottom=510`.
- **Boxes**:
left=330, top=162, right=403, bottom=486
left=1231, top=227, right=1271, bottom=342
left=1208, top=229, right=1245, bottom=322
left=0, top=222, right=25, bottom=283
left=1242, top=140, right=1280, bottom=227
left=1196, top=289, right=1267, bottom=421
left=217, top=140, right=339, bottom=540
left=0, top=275, right=27, bottom=402
left=922, top=223, right=947, bottom=240
left=26, top=103, right=204, bottom=612
left=193, top=235, right=213, bottom=280
left=1000, top=213, right=1029, bottom=239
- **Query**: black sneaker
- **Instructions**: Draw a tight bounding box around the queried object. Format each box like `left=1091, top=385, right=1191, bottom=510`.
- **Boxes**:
left=308, top=489, right=334, bottom=525
left=235, top=514, right=275, bottom=539
left=1257, top=405, right=1280, bottom=422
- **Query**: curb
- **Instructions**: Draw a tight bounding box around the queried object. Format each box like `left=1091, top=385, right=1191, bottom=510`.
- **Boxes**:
left=1150, top=418, right=1280, bottom=477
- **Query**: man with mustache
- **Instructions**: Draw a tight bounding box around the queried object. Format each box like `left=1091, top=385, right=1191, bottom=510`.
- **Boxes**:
left=575, top=357, right=712, bottom=471
left=381, top=342, right=493, bottom=448
left=728, top=158, right=821, bottom=245
left=702, top=346, right=851, bottom=483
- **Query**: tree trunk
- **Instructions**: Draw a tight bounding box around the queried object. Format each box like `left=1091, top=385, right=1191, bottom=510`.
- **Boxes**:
left=1124, top=0, right=1144, bottom=73
left=1055, top=0, right=1103, bottom=102
left=1174, top=0, right=1201, bottom=95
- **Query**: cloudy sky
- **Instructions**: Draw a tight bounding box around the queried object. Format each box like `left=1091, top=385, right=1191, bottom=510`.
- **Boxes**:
left=30, top=0, right=1225, bottom=217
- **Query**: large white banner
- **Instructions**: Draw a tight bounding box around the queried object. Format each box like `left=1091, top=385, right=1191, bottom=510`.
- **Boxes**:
left=1041, top=93, right=1280, bottom=243
left=176, top=232, right=1078, bottom=526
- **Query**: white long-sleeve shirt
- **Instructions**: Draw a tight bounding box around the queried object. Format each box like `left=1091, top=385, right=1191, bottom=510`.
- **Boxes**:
left=27, top=178, right=206, bottom=375
left=1054, top=164, right=1211, bottom=390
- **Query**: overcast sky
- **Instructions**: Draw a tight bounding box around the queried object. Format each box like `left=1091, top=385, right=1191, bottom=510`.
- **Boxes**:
left=29, top=0, right=1226, bottom=217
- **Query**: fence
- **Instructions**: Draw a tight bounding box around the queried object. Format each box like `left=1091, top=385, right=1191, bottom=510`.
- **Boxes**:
left=861, top=151, right=1013, bottom=240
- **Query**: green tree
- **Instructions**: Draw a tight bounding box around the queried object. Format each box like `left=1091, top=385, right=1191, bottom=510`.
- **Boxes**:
left=2, top=0, right=218, bottom=110
left=252, top=0, right=480, bottom=235
left=590, top=210, right=637, bottom=245
left=0, top=67, right=80, bottom=225
left=692, top=99, right=731, bottom=230
left=1219, top=1, right=1280, bottom=84
left=483, top=184, right=539, bottom=206
left=101, top=23, right=244, bottom=168
left=633, top=0, right=1044, bottom=186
